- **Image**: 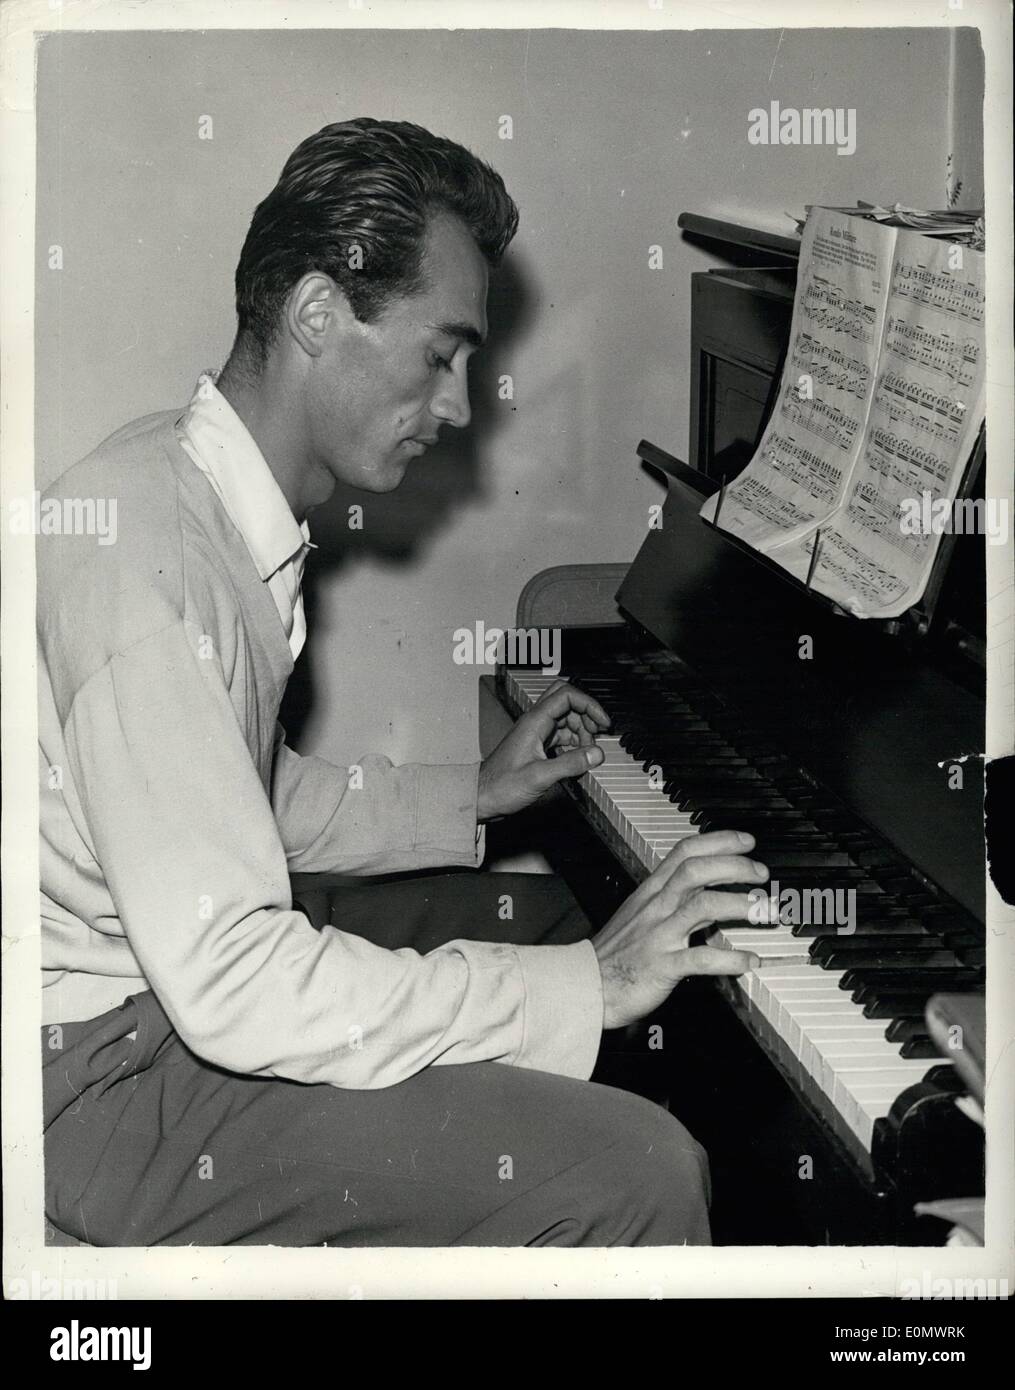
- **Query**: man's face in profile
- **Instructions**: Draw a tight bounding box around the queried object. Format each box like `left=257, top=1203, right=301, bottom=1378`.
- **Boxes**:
left=307, top=211, right=489, bottom=493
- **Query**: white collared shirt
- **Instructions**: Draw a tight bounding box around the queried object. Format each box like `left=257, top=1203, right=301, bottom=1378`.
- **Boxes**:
left=177, top=373, right=314, bottom=660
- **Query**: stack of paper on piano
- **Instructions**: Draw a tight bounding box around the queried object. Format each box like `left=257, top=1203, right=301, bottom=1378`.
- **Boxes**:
left=700, top=206, right=986, bottom=620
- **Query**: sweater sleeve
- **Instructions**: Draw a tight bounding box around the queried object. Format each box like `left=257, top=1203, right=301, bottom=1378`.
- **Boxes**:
left=269, top=732, right=485, bottom=875
left=57, top=618, right=603, bottom=1088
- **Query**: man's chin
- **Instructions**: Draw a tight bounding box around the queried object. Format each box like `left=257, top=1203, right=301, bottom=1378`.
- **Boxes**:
left=374, top=460, right=411, bottom=492
left=345, top=457, right=411, bottom=493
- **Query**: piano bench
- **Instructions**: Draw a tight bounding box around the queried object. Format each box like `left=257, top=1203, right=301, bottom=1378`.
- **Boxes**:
left=515, top=562, right=629, bottom=628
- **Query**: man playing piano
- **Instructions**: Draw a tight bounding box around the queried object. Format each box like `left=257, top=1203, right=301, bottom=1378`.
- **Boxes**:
left=39, top=118, right=766, bottom=1248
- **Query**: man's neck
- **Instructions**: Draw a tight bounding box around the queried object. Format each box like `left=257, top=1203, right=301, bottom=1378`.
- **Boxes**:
left=216, top=357, right=334, bottom=524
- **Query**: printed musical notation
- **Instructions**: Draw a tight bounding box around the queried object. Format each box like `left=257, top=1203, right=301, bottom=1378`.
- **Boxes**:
left=781, top=386, right=858, bottom=452
left=759, top=433, right=840, bottom=505
left=860, top=447, right=907, bottom=491
left=815, top=531, right=908, bottom=606
left=874, top=370, right=966, bottom=446
left=700, top=206, right=986, bottom=619
left=884, top=316, right=979, bottom=387
left=891, top=259, right=984, bottom=323
left=778, top=526, right=909, bottom=608
left=865, top=427, right=949, bottom=486
left=720, top=476, right=814, bottom=533
left=800, top=276, right=878, bottom=343
left=790, top=331, right=871, bottom=398
left=846, top=484, right=932, bottom=559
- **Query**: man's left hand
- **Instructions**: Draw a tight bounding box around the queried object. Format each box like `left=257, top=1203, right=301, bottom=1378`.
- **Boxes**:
left=477, top=681, right=610, bottom=822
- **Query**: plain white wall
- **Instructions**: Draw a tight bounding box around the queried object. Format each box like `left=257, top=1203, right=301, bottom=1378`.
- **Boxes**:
left=36, top=27, right=983, bottom=767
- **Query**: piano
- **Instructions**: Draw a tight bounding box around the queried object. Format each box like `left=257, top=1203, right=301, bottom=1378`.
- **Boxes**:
left=487, top=435, right=987, bottom=1243
left=480, top=208, right=992, bottom=1242
left=488, top=450, right=986, bottom=1243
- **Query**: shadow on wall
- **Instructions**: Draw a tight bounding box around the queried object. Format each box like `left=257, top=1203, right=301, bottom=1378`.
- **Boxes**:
left=279, top=251, right=535, bottom=746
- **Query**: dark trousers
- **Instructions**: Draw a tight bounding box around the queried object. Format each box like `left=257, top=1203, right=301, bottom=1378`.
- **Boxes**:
left=43, top=872, right=710, bottom=1247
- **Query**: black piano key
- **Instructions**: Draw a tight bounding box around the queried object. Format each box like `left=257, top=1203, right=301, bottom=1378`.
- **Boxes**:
left=809, top=934, right=947, bottom=961
left=666, top=784, right=784, bottom=807
left=631, top=738, right=732, bottom=760
left=623, top=731, right=714, bottom=756
left=784, top=905, right=914, bottom=931
left=612, top=709, right=711, bottom=725
left=775, top=898, right=904, bottom=920
left=767, top=869, right=881, bottom=886
left=954, top=945, right=986, bottom=968
left=855, top=849, right=910, bottom=872
left=762, top=850, right=854, bottom=868
left=938, top=927, right=983, bottom=950
left=661, top=769, right=769, bottom=789
left=657, top=745, right=751, bottom=762
left=806, top=900, right=912, bottom=922
left=791, top=917, right=925, bottom=938
left=900, top=1036, right=941, bottom=1060
left=905, top=903, right=975, bottom=922
left=808, top=814, right=877, bottom=836
left=750, top=828, right=845, bottom=844
left=689, top=797, right=797, bottom=816
left=754, top=846, right=845, bottom=860
left=661, top=757, right=762, bottom=776
left=885, top=1017, right=932, bottom=1042
left=922, top=1063, right=971, bottom=1091
left=813, top=903, right=919, bottom=922
left=846, top=968, right=982, bottom=994
left=696, top=817, right=816, bottom=838
left=863, top=997, right=929, bottom=1019
left=660, top=752, right=752, bottom=768
left=823, top=829, right=881, bottom=848
left=803, top=893, right=911, bottom=917
left=822, top=948, right=960, bottom=972
left=696, top=807, right=809, bottom=825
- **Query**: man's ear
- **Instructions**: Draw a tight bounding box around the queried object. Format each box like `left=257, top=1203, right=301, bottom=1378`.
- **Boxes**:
left=286, top=273, right=358, bottom=358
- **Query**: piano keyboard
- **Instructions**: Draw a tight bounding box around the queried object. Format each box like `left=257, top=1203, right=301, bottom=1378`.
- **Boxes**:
left=503, top=668, right=974, bottom=1165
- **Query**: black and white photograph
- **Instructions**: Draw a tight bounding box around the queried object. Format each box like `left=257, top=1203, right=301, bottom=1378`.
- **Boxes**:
left=2, top=0, right=1013, bottom=1329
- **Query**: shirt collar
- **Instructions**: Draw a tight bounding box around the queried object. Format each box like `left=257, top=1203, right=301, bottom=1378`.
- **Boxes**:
left=180, top=373, right=312, bottom=582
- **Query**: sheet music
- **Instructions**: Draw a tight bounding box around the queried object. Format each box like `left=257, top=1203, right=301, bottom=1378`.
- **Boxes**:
left=701, top=209, right=986, bottom=619
left=703, top=207, right=895, bottom=550
left=771, top=230, right=986, bottom=617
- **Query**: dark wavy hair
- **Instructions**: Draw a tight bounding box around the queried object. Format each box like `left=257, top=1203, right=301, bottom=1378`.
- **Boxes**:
left=232, top=118, right=519, bottom=361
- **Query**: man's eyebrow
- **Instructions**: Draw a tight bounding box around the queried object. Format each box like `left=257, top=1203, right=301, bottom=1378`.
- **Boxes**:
left=428, top=320, right=486, bottom=349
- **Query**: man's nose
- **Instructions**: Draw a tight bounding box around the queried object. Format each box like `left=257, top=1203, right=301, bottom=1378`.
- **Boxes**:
left=430, top=364, right=471, bottom=430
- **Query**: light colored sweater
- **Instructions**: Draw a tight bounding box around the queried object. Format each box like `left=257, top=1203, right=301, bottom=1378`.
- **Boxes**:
left=37, top=406, right=603, bottom=1087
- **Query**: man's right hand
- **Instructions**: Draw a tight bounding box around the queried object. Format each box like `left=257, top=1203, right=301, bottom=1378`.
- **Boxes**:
left=591, top=830, right=771, bottom=1031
